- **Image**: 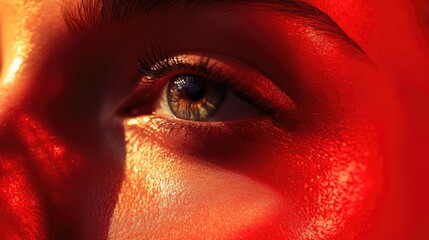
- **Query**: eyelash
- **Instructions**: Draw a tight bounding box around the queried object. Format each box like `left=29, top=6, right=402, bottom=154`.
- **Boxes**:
left=137, top=47, right=212, bottom=80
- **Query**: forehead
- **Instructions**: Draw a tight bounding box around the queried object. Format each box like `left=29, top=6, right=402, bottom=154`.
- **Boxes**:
left=0, top=0, right=376, bottom=29
left=0, top=0, right=422, bottom=64
left=0, top=0, right=381, bottom=39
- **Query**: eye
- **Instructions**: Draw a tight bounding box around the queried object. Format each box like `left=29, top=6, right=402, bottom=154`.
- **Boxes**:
left=120, top=51, right=294, bottom=123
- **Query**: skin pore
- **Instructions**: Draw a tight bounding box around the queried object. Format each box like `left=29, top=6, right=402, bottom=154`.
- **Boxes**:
left=0, top=0, right=428, bottom=239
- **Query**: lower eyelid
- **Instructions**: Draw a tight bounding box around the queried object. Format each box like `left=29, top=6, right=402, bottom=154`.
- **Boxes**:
left=124, top=115, right=279, bottom=153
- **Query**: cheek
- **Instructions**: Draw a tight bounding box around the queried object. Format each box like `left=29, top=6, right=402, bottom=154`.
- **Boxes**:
left=216, top=120, right=381, bottom=238
left=269, top=124, right=381, bottom=238
left=108, top=132, right=286, bottom=239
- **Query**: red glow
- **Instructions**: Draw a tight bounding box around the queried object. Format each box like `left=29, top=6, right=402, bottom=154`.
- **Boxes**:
left=0, top=0, right=428, bottom=238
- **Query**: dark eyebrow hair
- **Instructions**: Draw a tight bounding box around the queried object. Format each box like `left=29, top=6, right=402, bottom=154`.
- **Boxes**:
left=63, top=0, right=365, bottom=54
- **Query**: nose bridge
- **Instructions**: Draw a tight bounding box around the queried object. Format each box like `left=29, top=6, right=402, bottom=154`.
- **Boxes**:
left=0, top=1, right=39, bottom=122
left=0, top=1, right=68, bottom=119
left=0, top=3, right=79, bottom=238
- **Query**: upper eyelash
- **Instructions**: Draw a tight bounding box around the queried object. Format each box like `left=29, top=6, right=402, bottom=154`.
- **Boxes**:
left=137, top=46, right=212, bottom=80
left=137, top=46, right=181, bottom=79
left=137, top=47, right=229, bottom=88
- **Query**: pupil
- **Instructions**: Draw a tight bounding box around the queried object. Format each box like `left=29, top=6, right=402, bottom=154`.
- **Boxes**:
left=176, top=76, right=206, bottom=101
left=187, top=86, right=205, bottom=101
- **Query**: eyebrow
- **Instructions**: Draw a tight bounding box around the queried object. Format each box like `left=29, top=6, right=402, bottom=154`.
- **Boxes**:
left=63, top=0, right=365, bottom=54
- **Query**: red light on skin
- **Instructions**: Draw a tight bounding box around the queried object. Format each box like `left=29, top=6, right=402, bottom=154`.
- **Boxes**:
left=16, top=114, right=86, bottom=219
left=7, top=114, right=86, bottom=237
left=0, top=0, right=429, bottom=238
left=1, top=113, right=124, bottom=238
left=0, top=154, right=46, bottom=239
left=17, top=114, right=83, bottom=187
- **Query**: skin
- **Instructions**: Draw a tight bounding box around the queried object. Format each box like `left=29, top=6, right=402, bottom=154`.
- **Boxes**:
left=0, top=0, right=428, bottom=239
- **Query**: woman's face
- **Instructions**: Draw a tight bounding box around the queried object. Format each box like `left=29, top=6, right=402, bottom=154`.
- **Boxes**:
left=0, top=0, right=428, bottom=239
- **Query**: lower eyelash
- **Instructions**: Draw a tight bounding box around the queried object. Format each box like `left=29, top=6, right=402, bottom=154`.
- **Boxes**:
left=125, top=115, right=278, bottom=151
left=146, top=116, right=224, bottom=141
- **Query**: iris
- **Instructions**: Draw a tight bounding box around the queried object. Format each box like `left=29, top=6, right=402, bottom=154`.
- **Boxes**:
left=167, top=75, right=226, bottom=121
